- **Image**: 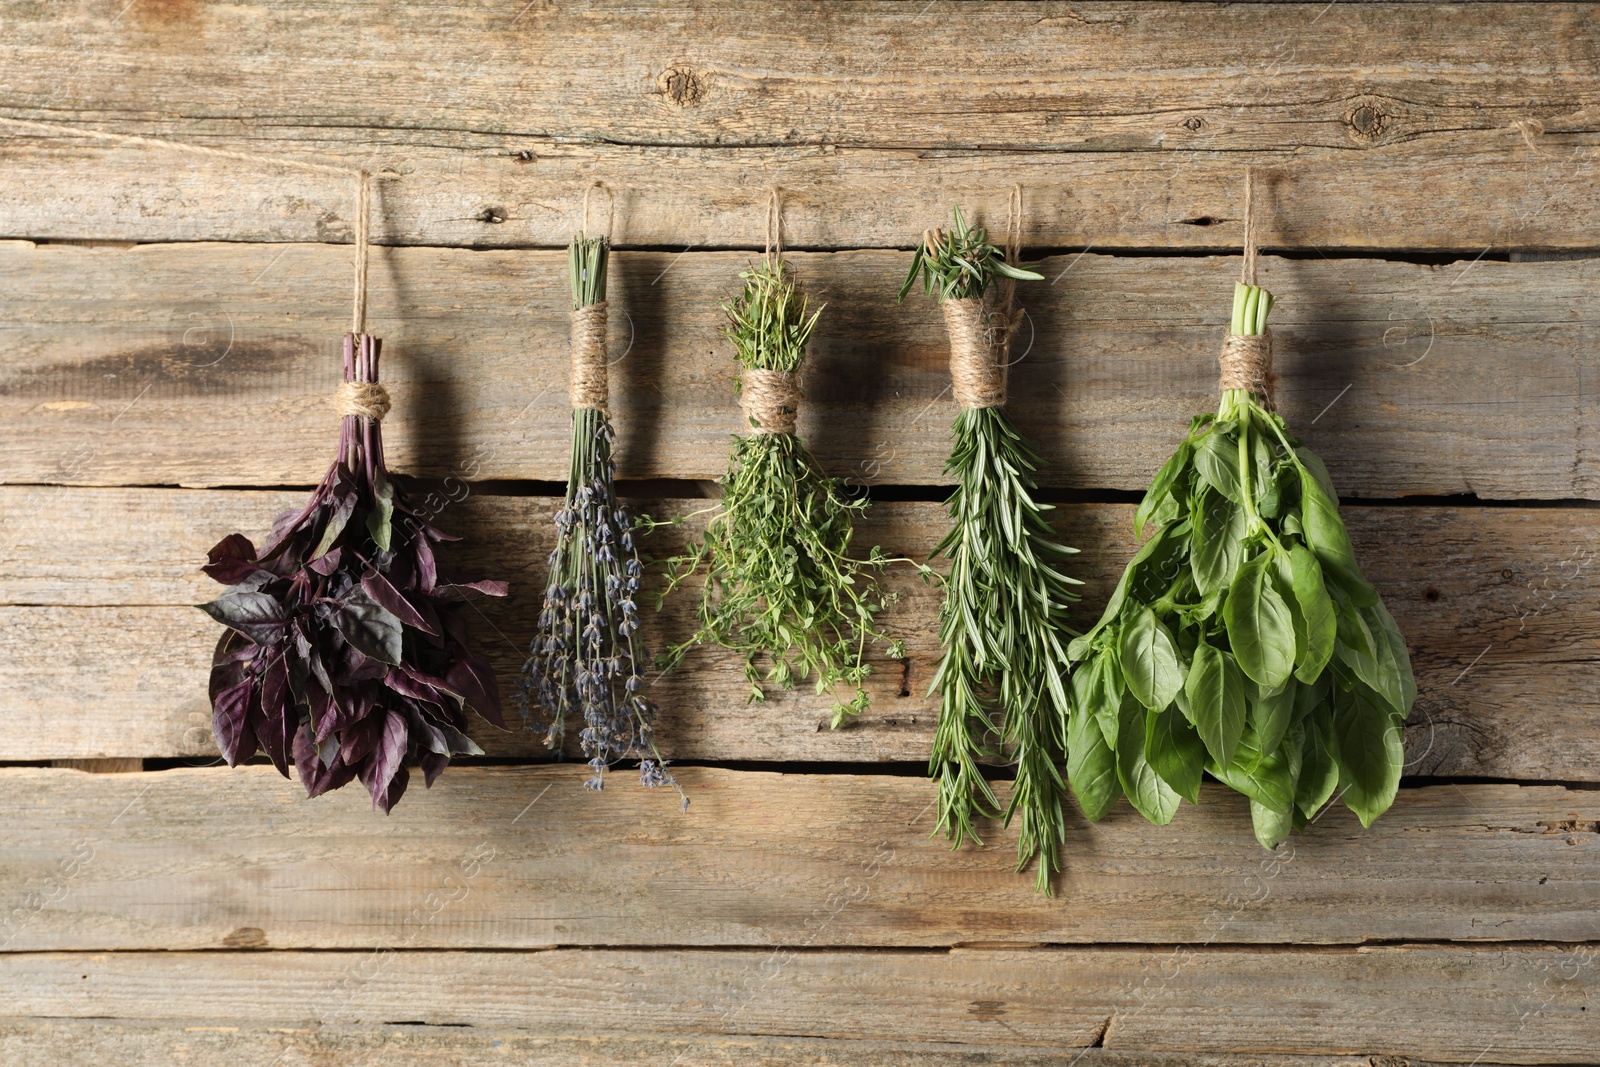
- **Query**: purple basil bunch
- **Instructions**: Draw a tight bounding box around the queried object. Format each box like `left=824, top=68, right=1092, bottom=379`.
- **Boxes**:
left=199, top=334, right=508, bottom=811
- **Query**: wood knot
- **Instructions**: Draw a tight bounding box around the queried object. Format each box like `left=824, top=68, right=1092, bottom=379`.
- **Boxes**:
left=658, top=65, right=710, bottom=106
left=1182, top=115, right=1204, bottom=132
left=1346, top=102, right=1388, bottom=141
left=221, top=926, right=268, bottom=949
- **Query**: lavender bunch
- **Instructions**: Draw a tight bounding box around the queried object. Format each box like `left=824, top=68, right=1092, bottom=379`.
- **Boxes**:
left=516, top=235, right=672, bottom=791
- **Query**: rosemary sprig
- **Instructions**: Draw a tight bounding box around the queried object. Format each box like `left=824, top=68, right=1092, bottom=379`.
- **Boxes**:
left=660, top=259, right=904, bottom=726
left=517, top=234, right=674, bottom=792
left=903, top=207, right=1084, bottom=893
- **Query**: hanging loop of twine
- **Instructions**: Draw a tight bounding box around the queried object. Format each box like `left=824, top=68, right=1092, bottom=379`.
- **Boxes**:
left=739, top=367, right=801, bottom=434
left=1240, top=166, right=1258, bottom=287
left=570, top=301, right=610, bottom=411
left=580, top=180, right=615, bottom=241
left=1218, top=330, right=1276, bottom=403
left=764, top=186, right=783, bottom=262
left=334, top=380, right=392, bottom=420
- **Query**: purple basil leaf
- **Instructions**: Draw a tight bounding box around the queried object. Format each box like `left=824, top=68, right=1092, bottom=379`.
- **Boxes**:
left=307, top=546, right=343, bottom=576
left=419, top=749, right=449, bottom=788
left=362, top=567, right=438, bottom=635
left=203, top=533, right=262, bottom=585
left=430, top=580, right=511, bottom=602
left=375, top=763, right=410, bottom=813
left=364, top=710, right=409, bottom=809
left=311, top=490, right=357, bottom=561
left=414, top=535, right=438, bottom=592
left=408, top=708, right=450, bottom=757
left=385, top=667, right=444, bottom=707
left=257, top=653, right=293, bottom=777
left=445, top=654, right=504, bottom=727
left=334, top=589, right=404, bottom=666
left=294, top=725, right=358, bottom=799
left=198, top=590, right=288, bottom=645
left=338, top=699, right=384, bottom=765
left=213, top=679, right=257, bottom=766
left=436, top=719, right=486, bottom=757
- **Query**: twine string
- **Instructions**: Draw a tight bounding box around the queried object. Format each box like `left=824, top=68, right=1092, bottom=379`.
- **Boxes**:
left=946, top=298, right=1006, bottom=409
left=1240, top=165, right=1258, bottom=287
left=580, top=180, right=615, bottom=242
left=0, top=114, right=375, bottom=343
left=570, top=301, right=610, bottom=411
left=1221, top=167, right=1276, bottom=404
left=764, top=186, right=783, bottom=262
left=739, top=367, right=800, bottom=435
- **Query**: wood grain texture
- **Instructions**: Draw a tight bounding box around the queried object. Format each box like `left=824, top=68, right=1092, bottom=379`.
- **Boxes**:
left=2, top=942, right=1596, bottom=1062
left=1, top=766, right=1597, bottom=951
left=2, top=2, right=1595, bottom=152
left=3, top=243, right=1594, bottom=498
left=2, top=133, right=1597, bottom=253
left=0, top=1022, right=1500, bottom=1067
left=0, top=487, right=1592, bottom=778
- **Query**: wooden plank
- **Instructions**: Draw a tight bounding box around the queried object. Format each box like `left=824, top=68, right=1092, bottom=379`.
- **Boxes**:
left=2, top=244, right=1593, bottom=498
left=2, top=2, right=1594, bottom=156
left=1, top=943, right=1595, bottom=1062
left=0, top=487, right=1594, bottom=780
left=0, top=1021, right=1539, bottom=1067
left=3, top=134, right=1598, bottom=254
left=0, top=765, right=1596, bottom=950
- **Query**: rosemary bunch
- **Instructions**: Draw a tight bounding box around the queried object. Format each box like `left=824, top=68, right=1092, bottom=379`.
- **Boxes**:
left=516, top=234, right=672, bottom=791
left=661, top=259, right=901, bottom=726
left=902, top=207, right=1084, bottom=892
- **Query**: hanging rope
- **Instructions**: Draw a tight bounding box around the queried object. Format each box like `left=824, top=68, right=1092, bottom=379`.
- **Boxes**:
left=1221, top=166, right=1276, bottom=405
left=1240, top=165, right=1259, bottom=287
left=764, top=186, right=783, bottom=262
left=0, top=116, right=372, bottom=332
left=580, top=180, right=615, bottom=241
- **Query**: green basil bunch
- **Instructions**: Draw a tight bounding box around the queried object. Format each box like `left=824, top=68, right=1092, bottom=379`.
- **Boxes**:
left=1067, top=281, right=1414, bottom=849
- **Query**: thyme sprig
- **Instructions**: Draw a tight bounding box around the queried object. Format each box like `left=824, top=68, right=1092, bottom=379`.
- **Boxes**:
left=903, top=207, right=1083, bottom=893
left=517, top=234, right=674, bottom=793
left=660, top=259, right=905, bottom=726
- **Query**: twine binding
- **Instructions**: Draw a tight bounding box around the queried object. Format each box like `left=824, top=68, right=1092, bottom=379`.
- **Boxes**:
left=570, top=301, right=610, bottom=411
left=945, top=297, right=1014, bottom=409
left=1218, top=330, right=1276, bottom=403
left=740, top=368, right=801, bottom=434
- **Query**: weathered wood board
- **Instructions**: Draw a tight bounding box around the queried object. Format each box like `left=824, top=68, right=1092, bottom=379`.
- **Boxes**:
left=2, top=943, right=1595, bottom=1062
left=2, top=2, right=1596, bottom=1063
left=0, top=488, right=1592, bottom=777
left=3, top=244, right=1594, bottom=497
left=1, top=765, right=1597, bottom=951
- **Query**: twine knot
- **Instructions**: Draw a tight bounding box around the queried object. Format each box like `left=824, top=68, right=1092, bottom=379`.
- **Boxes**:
left=334, top=380, right=391, bottom=421
left=570, top=301, right=609, bottom=411
left=944, top=297, right=1014, bottom=409
left=739, top=368, right=801, bottom=434
left=1219, top=330, right=1276, bottom=403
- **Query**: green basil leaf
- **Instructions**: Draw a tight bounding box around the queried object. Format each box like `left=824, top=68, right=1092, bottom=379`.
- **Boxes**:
left=1116, top=692, right=1181, bottom=825
left=1224, top=551, right=1295, bottom=689
left=1250, top=797, right=1295, bottom=850
left=1194, top=428, right=1244, bottom=504
left=1250, top=427, right=1276, bottom=505
left=1127, top=520, right=1193, bottom=606
left=1145, top=703, right=1205, bottom=805
left=1120, top=606, right=1184, bottom=711
left=1288, top=544, right=1337, bottom=682
left=1212, top=725, right=1295, bottom=816
left=1367, top=596, right=1416, bottom=716
left=1186, top=640, right=1247, bottom=770
left=1296, top=446, right=1337, bottom=499
left=1296, top=706, right=1340, bottom=818
left=366, top=478, right=395, bottom=552
left=1251, top=677, right=1297, bottom=756
left=1190, top=486, right=1246, bottom=597
left=1067, top=706, right=1121, bottom=822
left=1332, top=683, right=1404, bottom=827
left=1071, top=647, right=1123, bottom=749
left=1298, top=466, right=1369, bottom=594
left=1135, top=440, right=1193, bottom=539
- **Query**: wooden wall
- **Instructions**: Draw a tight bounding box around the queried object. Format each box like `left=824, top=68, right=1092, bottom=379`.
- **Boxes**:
left=2, top=2, right=1598, bottom=1063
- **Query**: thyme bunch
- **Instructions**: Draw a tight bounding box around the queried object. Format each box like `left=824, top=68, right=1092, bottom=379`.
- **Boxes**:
left=661, top=259, right=903, bottom=726
left=516, top=234, right=673, bottom=792
left=901, top=207, right=1084, bottom=892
